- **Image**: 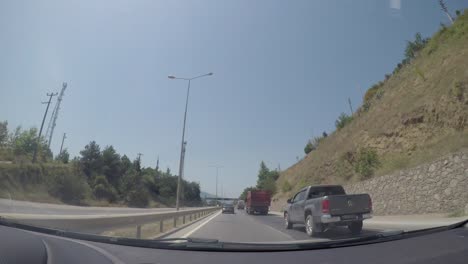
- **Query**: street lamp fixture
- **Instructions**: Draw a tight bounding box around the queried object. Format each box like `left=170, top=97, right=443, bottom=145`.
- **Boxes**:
left=169, top=72, right=214, bottom=211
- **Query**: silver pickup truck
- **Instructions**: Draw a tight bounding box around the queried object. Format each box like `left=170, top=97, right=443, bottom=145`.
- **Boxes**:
left=283, top=185, right=372, bottom=236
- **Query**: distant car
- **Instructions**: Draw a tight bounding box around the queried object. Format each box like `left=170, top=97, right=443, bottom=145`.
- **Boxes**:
left=237, top=200, right=245, bottom=209
left=222, top=203, right=235, bottom=214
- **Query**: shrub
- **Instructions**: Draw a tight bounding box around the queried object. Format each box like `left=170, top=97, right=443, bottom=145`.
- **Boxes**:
left=48, top=173, right=91, bottom=204
left=93, top=175, right=117, bottom=202
left=451, top=81, right=465, bottom=101
left=354, top=148, right=381, bottom=180
left=304, top=141, right=314, bottom=154
left=126, top=187, right=149, bottom=207
left=364, top=84, right=381, bottom=102
left=282, top=181, right=292, bottom=192
left=335, top=113, right=354, bottom=130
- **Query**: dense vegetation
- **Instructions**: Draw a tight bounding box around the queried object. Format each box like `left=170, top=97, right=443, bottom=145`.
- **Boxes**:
left=0, top=121, right=201, bottom=207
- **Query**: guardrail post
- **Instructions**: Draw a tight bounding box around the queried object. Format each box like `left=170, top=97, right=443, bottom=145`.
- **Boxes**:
left=159, top=220, right=164, bottom=233
left=136, top=225, right=142, bottom=239
left=183, top=215, right=186, bottom=224
left=173, top=216, right=177, bottom=228
left=189, top=214, right=192, bottom=221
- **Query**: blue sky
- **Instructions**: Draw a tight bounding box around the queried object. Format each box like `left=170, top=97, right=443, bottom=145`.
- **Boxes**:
left=1, top=0, right=467, bottom=197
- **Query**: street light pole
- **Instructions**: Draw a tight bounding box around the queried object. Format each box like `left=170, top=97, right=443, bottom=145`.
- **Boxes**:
left=169, top=73, right=213, bottom=211
left=209, top=165, right=222, bottom=206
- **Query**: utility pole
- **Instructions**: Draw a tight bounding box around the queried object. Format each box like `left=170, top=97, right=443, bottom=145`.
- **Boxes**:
left=137, top=153, right=143, bottom=162
left=348, top=97, right=354, bottom=115
left=439, top=0, right=454, bottom=24
left=156, top=155, right=159, bottom=172
left=59, top=133, right=67, bottom=155
left=32, top=92, right=58, bottom=163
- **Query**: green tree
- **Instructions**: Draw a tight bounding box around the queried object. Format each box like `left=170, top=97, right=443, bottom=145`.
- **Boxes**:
left=120, top=155, right=132, bottom=174
left=256, top=162, right=280, bottom=194
left=256, top=161, right=270, bottom=188
left=101, top=145, right=122, bottom=187
left=0, top=121, right=8, bottom=147
left=56, top=149, right=70, bottom=164
left=12, top=127, right=38, bottom=156
left=79, top=141, right=102, bottom=180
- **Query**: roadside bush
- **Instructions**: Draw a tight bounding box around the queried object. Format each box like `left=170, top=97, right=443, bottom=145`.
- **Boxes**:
left=335, top=113, right=354, bottom=130
left=354, top=148, right=381, bottom=180
left=126, top=187, right=149, bottom=207
left=48, top=173, right=91, bottom=204
left=93, top=175, right=117, bottom=202
left=281, top=181, right=292, bottom=193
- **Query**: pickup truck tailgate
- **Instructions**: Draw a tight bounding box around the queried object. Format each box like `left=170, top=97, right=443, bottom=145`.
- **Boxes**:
left=328, top=194, right=371, bottom=215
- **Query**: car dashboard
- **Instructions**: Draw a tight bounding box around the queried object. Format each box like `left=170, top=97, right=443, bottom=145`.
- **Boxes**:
left=1, top=222, right=468, bottom=264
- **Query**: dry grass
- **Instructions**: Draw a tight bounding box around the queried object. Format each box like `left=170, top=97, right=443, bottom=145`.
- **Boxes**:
left=272, top=11, right=468, bottom=210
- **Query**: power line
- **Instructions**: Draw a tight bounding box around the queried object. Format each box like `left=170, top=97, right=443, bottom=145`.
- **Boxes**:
left=32, top=92, right=58, bottom=163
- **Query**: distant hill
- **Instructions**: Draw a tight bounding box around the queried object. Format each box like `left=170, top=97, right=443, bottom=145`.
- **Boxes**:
left=273, top=10, right=468, bottom=209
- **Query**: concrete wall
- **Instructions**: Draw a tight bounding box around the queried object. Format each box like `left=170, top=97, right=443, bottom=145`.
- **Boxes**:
left=345, top=151, right=468, bottom=215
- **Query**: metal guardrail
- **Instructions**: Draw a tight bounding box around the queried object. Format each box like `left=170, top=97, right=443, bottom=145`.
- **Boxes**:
left=4, top=207, right=220, bottom=235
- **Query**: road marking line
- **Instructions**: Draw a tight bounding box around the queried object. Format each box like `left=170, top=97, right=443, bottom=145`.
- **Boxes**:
left=181, top=211, right=222, bottom=238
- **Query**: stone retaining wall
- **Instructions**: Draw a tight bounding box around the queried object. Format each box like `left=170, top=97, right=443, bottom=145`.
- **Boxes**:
left=345, top=151, right=468, bottom=215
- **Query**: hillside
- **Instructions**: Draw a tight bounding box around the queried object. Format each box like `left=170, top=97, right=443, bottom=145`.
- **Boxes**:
left=272, top=11, right=468, bottom=210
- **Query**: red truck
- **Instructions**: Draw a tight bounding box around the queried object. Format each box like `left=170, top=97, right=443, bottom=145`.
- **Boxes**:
left=246, top=190, right=271, bottom=215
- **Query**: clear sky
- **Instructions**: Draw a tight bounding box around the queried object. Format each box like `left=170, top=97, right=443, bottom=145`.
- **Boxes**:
left=1, top=0, right=467, bottom=197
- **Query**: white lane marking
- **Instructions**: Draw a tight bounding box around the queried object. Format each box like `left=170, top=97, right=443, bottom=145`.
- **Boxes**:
left=181, top=211, right=222, bottom=238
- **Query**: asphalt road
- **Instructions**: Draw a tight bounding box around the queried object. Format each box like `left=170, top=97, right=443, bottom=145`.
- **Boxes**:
left=0, top=198, right=195, bottom=215
left=168, top=209, right=383, bottom=242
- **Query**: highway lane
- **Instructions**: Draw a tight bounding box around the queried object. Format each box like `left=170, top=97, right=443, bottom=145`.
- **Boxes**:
left=168, top=209, right=382, bottom=242
left=0, top=198, right=199, bottom=215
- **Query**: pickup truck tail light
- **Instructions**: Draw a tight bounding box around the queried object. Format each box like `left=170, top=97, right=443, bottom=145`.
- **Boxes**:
left=322, top=199, right=330, bottom=214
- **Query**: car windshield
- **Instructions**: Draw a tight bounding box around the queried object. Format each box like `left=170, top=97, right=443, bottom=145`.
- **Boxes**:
left=1, top=0, right=468, bottom=250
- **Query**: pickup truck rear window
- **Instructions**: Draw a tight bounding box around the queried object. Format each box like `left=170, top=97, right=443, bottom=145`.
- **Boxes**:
left=308, top=186, right=346, bottom=199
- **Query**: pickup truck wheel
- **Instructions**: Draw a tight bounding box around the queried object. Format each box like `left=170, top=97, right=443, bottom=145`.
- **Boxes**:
left=305, top=214, right=316, bottom=237
left=284, top=213, right=293, bottom=229
left=348, top=221, right=363, bottom=234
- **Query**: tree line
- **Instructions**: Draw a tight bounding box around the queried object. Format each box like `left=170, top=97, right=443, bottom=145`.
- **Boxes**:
left=0, top=121, right=201, bottom=207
